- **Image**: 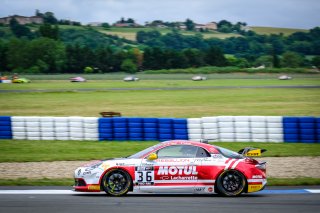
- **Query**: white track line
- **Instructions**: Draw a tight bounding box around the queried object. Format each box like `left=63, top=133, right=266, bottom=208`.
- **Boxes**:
left=0, top=190, right=104, bottom=195
left=305, top=189, right=320, bottom=193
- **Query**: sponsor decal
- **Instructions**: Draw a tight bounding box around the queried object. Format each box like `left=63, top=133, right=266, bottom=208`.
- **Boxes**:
left=88, top=185, right=100, bottom=191
left=248, top=184, right=263, bottom=192
left=77, top=169, right=81, bottom=176
left=194, top=158, right=212, bottom=162
left=252, top=175, right=263, bottom=179
left=82, top=171, right=91, bottom=175
left=156, top=159, right=190, bottom=163
left=136, top=182, right=154, bottom=186
left=157, top=166, right=198, bottom=176
left=208, top=187, right=213, bottom=192
left=170, top=176, right=197, bottom=180
left=135, top=166, right=154, bottom=171
left=160, top=176, right=170, bottom=180
left=194, top=187, right=206, bottom=192
left=211, top=154, right=223, bottom=159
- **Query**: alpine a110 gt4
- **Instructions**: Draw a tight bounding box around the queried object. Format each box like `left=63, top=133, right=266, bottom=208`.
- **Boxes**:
left=74, top=140, right=267, bottom=196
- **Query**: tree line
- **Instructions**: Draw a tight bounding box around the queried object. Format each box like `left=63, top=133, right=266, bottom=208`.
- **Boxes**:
left=0, top=14, right=320, bottom=73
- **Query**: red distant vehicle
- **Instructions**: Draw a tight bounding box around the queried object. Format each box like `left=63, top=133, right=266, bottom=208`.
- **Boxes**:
left=74, top=140, right=267, bottom=196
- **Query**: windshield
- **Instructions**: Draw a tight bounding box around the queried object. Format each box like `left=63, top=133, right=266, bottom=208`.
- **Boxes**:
left=216, top=146, right=244, bottom=159
left=127, top=143, right=163, bottom=159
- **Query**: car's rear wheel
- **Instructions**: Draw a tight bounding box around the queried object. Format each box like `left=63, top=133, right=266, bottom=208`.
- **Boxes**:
left=216, top=170, right=246, bottom=196
left=101, top=169, right=131, bottom=196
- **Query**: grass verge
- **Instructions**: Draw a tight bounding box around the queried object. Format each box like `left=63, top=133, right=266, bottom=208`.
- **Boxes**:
left=0, top=178, right=319, bottom=186
left=0, top=140, right=319, bottom=162
left=267, top=178, right=320, bottom=186
left=1, top=88, right=319, bottom=117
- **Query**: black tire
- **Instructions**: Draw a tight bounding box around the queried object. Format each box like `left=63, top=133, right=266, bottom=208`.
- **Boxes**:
left=101, top=169, right=131, bottom=196
left=216, top=170, right=246, bottom=197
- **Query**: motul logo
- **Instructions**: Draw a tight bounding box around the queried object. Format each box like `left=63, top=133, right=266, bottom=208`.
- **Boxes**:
left=158, top=166, right=198, bottom=175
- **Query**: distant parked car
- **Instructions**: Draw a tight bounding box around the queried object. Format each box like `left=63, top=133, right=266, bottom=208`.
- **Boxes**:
left=70, top=77, right=86, bottom=82
left=192, top=76, right=207, bottom=81
left=123, top=76, right=139, bottom=82
left=278, top=75, right=292, bottom=80
left=12, top=78, right=31, bottom=83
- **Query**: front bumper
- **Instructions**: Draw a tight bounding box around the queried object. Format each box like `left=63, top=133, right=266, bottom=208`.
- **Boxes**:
left=73, top=178, right=101, bottom=192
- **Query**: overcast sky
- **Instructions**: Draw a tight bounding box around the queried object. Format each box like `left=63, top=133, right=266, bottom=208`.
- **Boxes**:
left=1, top=0, right=319, bottom=29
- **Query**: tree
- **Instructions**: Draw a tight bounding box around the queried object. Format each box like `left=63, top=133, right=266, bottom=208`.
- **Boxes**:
left=204, top=46, right=228, bottom=66
left=39, top=23, right=59, bottom=40
left=6, top=38, right=31, bottom=70
left=136, top=30, right=161, bottom=43
left=84, top=66, right=93, bottom=73
left=0, top=40, right=8, bottom=72
left=272, top=52, right=281, bottom=68
left=128, top=48, right=143, bottom=70
left=102, top=23, right=110, bottom=29
left=217, top=20, right=233, bottom=33
left=185, top=19, right=195, bottom=31
left=43, top=12, right=58, bottom=24
left=281, top=51, right=304, bottom=68
left=311, top=56, right=320, bottom=68
left=121, top=59, right=137, bottom=73
left=183, top=48, right=205, bottom=67
left=6, top=38, right=66, bottom=73
left=9, top=18, right=33, bottom=38
left=254, top=55, right=273, bottom=67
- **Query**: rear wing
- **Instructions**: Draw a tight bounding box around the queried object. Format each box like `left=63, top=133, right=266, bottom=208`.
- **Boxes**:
left=238, top=147, right=267, bottom=157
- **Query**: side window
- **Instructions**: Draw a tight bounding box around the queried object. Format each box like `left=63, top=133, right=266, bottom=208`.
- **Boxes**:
left=156, top=145, right=198, bottom=158
left=196, top=147, right=211, bottom=158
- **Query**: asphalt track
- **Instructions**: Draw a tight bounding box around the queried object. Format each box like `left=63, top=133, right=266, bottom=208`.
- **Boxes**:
left=0, top=85, right=320, bottom=93
left=0, top=186, right=319, bottom=213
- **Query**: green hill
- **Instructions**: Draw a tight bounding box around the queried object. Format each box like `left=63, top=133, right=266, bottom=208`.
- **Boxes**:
left=250, top=26, right=308, bottom=35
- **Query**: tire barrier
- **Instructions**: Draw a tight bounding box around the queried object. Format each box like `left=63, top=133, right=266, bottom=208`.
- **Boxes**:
left=1, top=116, right=319, bottom=143
left=0, top=116, right=12, bottom=139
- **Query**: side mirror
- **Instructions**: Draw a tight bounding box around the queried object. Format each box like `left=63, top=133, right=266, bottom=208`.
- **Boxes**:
left=147, top=153, right=158, bottom=161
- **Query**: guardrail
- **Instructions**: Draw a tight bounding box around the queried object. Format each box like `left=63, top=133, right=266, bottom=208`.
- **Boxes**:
left=0, top=116, right=319, bottom=143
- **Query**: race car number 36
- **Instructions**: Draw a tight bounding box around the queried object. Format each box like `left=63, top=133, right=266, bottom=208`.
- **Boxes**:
left=135, top=166, right=154, bottom=185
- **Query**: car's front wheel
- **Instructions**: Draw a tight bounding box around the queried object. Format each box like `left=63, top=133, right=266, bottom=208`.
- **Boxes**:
left=216, top=170, right=246, bottom=196
left=101, top=169, right=132, bottom=196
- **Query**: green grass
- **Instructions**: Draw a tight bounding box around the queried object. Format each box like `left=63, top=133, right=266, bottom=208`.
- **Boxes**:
left=0, top=140, right=157, bottom=162
left=0, top=140, right=319, bottom=163
left=251, top=26, right=309, bottom=35
left=97, top=26, right=241, bottom=40
left=0, top=87, right=319, bottom=117
left=0, top=177, right=319, bottom=186
left=1, top=74, right=319, bottom=117
left=267, top=178, right=320, bottom=186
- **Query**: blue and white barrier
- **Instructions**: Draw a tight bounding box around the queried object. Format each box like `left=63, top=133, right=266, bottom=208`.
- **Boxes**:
left=0, top=116, right=319, bottom=143
left=0, top=116, right=12, bottom=139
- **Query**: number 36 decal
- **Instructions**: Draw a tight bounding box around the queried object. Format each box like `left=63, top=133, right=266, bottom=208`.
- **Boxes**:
left=135, top=167, right=154, bottom=184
